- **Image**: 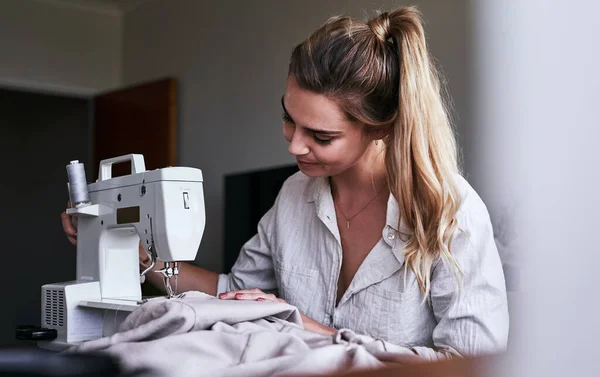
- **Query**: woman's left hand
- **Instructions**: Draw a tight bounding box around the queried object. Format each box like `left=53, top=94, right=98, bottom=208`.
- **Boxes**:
left=218, top=288, right=337, bottom=336
left=218, top=288, right=287, bottom=303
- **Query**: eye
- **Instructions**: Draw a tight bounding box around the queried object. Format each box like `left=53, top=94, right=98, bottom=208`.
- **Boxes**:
left=313, top=134, right=333, bottom=145
left=281, top=112, right=293, bottom=123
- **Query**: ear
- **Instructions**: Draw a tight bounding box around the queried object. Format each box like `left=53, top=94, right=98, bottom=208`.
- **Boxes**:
left=366, top=124, right=392, bottom=142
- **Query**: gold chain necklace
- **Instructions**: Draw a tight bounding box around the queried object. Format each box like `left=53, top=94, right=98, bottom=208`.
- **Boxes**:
left=333, top=183, right=386, bottom=229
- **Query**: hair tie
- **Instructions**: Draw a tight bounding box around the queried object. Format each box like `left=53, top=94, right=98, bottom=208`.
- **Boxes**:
left=367, top=12, right=391, bottom=42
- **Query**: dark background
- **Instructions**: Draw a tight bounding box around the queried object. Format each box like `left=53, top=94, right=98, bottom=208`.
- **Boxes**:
left=0, top=88, right=91, bottom=345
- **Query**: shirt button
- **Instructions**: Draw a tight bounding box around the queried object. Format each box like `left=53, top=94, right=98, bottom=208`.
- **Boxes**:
left=387, top=233, right=396, bottom=241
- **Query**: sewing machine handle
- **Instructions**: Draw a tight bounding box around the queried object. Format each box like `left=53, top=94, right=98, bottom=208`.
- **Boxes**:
left=98, top=154, right=146, bottom=181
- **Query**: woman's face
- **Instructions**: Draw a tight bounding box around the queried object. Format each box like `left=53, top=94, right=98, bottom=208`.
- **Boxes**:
left=282, top=76, right=373, bottom=177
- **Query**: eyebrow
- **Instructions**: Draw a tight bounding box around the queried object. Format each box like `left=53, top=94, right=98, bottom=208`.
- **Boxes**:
left=281, top=96, right=343, bottom=135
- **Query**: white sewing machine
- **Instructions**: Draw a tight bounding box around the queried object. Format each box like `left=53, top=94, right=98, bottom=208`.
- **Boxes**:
left=38, top=154, right=205, bottom=351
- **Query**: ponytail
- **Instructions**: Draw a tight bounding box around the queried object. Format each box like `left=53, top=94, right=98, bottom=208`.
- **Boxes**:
left=384, top=7, right=462, bottom=296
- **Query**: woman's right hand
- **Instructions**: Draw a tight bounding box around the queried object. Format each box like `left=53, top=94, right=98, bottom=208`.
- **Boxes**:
left=61, top=201, right=77, bottom=246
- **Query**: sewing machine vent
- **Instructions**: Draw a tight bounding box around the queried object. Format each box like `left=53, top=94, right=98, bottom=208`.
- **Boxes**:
left=44, top=289, right=65, bottom=327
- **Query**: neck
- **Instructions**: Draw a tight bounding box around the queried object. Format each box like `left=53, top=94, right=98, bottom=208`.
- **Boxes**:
left=330, top=143, right=387, bottom=197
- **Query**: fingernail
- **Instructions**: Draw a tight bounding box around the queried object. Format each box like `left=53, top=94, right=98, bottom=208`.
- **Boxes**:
left=235, top=293, right=244, bottom=298
left=218, top=293, right=225, bottom=299
left=257, top=298, right=265, bottom=302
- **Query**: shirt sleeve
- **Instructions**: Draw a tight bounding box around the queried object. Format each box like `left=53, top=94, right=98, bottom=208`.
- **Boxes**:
left=216, top=196, right=279, bottom=296
left=415, top=206, right=509, bottom=360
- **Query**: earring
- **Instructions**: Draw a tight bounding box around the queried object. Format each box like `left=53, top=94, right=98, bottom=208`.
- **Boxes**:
left=375, top=140, right=379, bottom=146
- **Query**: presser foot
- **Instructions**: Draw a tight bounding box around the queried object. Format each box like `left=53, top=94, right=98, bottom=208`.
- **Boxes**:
left=156, top=261, right=179, bottom=298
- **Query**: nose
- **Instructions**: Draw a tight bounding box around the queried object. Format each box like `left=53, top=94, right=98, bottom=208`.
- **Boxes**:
left=288, top=128, right=310, bottom=156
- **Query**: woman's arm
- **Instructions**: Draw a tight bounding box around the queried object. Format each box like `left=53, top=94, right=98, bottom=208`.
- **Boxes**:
left=416, top=208, right=509, bottom=360
left=299, top=313, right=336, bottom=335
left=140, top=251, right=219, bottom=296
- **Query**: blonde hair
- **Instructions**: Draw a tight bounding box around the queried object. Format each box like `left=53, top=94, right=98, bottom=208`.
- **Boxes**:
left=289, top=6, right=462, bottom=296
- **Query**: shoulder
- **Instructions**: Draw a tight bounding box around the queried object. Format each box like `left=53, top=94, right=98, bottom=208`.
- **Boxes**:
left=431, top=174, right=504, bottom=285
left=270, top=171, right=321, bottom=216
left=277, top=171, right=327, bottom=204
left=447, top=174, right=498, bottom=259
left=268, top=172, right=322, bottom=248
left=454, top=174, right=493, bottom=229
left=279, top=171, right=313, bottom=198
left=254, top=171, right=316, bottom=239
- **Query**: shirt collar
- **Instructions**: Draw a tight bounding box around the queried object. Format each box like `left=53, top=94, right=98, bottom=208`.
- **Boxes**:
left=304, top=175, right=412, bottom=236
left=303, top=175, right=328, bottom=204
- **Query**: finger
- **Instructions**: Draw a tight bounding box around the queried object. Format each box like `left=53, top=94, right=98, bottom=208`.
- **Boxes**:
left=257, top=297, right=287, bottom=304
left=219, top=290, right=286, bottom=303
left=219, top=291, right=247, bottom=300
left=232, top=292, right=272, bottom=301
left=67, top=236, right=77, bottom=246
left=61, top=212, right=77, bottom=236
left=218, top=289, right=264, bottom=300
left=256, top=296, right=277, bottom=302
left=139, top=243, right=150, bottom=259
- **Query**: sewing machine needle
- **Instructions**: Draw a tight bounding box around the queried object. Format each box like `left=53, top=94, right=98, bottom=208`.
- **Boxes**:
left=164, top=276, right=174, bottom=298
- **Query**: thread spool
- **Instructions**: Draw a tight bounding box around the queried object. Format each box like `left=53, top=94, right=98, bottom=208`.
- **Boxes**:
left=66, top=160, right=90, bottom=207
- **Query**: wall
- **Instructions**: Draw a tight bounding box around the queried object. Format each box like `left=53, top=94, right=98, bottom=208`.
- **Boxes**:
left=0, top=88, right=90, bottom=345
left=122, top=0, right=469, bottom=273
left=0, top=0, right=121, bottom=345
left=470, top=1, right=600, bottom=376
left=466, top=0, right=520, bottom=288
left=0, top=0, right=123, bottom=96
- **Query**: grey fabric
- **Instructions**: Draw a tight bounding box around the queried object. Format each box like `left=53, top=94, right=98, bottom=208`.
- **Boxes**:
left=218, top=172, right=509, bottom=356
left=67, top=292, right=417, bottom=377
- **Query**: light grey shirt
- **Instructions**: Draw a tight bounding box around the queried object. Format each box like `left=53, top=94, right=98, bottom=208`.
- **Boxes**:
left=218, top=172, right=509, bottom=358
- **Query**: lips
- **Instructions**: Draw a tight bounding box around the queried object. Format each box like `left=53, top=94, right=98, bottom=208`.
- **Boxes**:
left=297, top=159, right=318, bottom=165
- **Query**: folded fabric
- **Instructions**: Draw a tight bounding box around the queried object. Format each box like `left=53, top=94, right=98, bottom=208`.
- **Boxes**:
left=67, top=292, right=417, bottom=377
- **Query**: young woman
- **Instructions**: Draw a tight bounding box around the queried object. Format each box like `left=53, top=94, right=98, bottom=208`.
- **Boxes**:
left=62, top=6, right=508, bottom=359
